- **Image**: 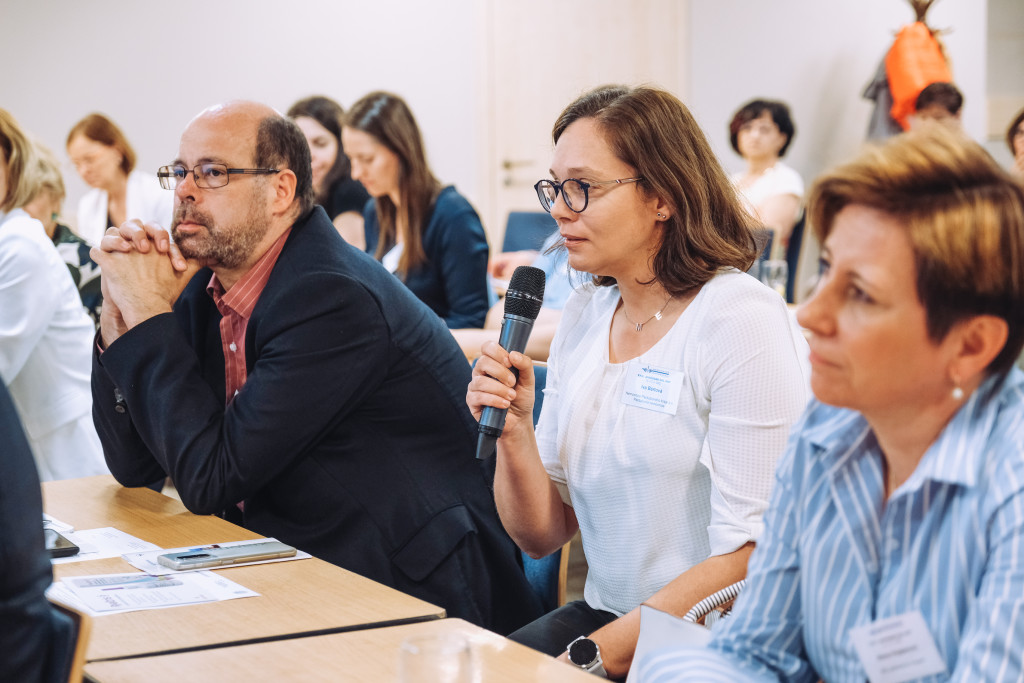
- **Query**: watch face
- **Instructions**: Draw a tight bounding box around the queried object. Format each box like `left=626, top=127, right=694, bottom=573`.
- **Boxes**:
left=568, top=637, right=598, bottom=666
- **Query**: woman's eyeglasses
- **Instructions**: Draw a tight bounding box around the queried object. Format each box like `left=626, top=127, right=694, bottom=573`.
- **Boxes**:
left=534, top=177, right=643, bottom=213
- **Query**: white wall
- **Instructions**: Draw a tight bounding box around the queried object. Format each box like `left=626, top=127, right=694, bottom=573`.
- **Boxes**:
left=687, top=0, right=988, bottom=182
left=0, top=0, right=482, bottom=227
left=0, top=0, right=1000, bottom=235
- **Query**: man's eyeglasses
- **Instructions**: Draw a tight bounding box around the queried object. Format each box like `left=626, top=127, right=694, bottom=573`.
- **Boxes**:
left=534, top=177, right=643, bottom=214
left=157, top=163, right=280, bottom=190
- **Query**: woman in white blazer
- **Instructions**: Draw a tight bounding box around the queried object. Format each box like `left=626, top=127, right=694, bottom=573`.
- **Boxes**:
left=67, top=113, right=171, bottom=246
left=1, top=108, right=108, bottom=480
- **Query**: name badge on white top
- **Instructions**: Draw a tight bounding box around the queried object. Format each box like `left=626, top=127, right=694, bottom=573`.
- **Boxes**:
left=849, top=611, right=947, bottom=683
left=621, top=360, right=683, bottom=416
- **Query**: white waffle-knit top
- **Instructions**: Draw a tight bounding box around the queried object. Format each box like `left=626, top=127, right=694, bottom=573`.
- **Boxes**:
left=536, top=268, right=809, bottom=616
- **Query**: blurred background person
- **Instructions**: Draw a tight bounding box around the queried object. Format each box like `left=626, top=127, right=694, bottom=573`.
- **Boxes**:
left=468, top=85, right=808, bottom=678
left=66, top=113, right=171, bottom=246
left=453, top=231, right=574, bottom=362
left=911, top=81, right=964, bottom=129
left=1007, top=107, right=1024, bottom=178
left=0, top=108, right=107, bottom=480
left=22, top=144, right=102, bottom=324
left=288, top=95, right=371, bottom=249
left=639, top=126, right=1024, bottom=682
left=343, top=91, right=490, bottom=329
left=728, top=99, right=803, bottom=261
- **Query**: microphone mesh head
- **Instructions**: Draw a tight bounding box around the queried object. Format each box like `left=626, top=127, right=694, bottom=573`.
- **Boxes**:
left=504, top=266, right=546, bottom=320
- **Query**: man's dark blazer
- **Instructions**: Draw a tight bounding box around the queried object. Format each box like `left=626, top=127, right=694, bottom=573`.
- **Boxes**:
left=0, top=383, right=74, bottom=682
left=92, top=207, right=542, bottom=634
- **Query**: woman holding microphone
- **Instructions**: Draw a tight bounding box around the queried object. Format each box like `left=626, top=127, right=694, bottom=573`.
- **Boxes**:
left=467, top=85, right=809, bottom=678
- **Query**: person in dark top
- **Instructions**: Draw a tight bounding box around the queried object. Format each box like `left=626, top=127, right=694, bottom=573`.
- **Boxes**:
left=343, top=91, right=490, bottom=329
left=0, top=380, right=75, bottom=682
left=288, top=95, right=370, bottom=250
left=90, top=101, right=542, bottom=634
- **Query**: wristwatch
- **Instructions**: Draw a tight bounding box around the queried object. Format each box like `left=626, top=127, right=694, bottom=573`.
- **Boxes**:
left=567, top=636, right=607, bottom=677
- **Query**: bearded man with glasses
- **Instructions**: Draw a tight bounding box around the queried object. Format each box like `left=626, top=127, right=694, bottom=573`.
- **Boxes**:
left=89, top=101, right=543, bottom=635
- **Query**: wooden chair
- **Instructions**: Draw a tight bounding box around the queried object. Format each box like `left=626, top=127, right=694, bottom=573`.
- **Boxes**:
left=47, top=597, right=92, bottom=683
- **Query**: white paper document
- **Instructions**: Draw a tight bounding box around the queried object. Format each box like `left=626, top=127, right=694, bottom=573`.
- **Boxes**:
left=122, top=538, right=312, bottom=575
left=42, top=514, right=75, bottom=534
left=51, top=570, right=258, bottom=616
left=51, top=527, right=161, bottom=565
left=626, top=605, right=713, bottom=683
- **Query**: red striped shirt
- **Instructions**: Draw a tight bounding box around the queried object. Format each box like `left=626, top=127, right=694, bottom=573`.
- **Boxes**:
left=206, top=229, right=292, bottom=405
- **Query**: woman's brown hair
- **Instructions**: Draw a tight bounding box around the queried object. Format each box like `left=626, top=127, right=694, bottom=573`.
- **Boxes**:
left=0, top=108, right=39, bottom=211
left=344, top=92, right=440, bottom=274
left=552, top=85, right=759, bottom=296
left=287, top=95, right=352, bottom=203
left=66, top=113, right=136, bottom=175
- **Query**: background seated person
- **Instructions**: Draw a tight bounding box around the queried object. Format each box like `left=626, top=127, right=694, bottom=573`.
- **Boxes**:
left=343, top=92, right=490, bottom=329
left=468, top=85, right=809, bottom=679
left=287, top=95, right=370, bottom=249
left=22, top=144, right=102, bottom=323
left=90, top=101, right=542, bottom=635
left=911, top=81, right=964, bottom=130
left=453, top=230, right=574, bottom=362
left=66, top=113, right=171, bottom=247
left=1006, top=106, right=1024, bottom=178
left=728, top=99, right=803, bottom=260
left=639, top=126, right=1024, bottom=682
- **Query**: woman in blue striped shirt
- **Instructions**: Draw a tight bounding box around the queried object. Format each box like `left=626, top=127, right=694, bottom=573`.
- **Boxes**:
left=639, top=125, right=1024, bottom=682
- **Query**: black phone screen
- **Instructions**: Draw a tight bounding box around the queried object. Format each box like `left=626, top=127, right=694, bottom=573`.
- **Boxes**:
left=44, top=528, right=80, bottom=558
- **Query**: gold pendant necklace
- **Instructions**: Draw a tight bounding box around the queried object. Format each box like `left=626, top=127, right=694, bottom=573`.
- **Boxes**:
left=621, top=294, right=673, bottom=332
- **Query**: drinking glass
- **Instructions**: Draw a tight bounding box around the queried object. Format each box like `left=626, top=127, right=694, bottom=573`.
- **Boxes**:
left=398, top=635, right=471, bottom=683
left=759, top=259, right=789, bottom=299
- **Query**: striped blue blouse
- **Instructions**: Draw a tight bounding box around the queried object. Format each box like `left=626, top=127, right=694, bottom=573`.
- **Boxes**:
left=638, top=369, right=1024, bottom=682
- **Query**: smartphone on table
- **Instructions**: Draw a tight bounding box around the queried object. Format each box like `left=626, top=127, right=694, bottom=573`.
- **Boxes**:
left=157, top=540, right=296, bottom=570
left=44, top=528, right=80, bottom=559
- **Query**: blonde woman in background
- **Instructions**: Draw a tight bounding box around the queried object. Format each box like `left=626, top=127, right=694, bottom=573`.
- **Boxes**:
left=22, top=144, right=102, bottom=322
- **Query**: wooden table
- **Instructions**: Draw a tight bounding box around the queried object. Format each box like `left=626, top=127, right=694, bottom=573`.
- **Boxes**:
left=85, top=618, right=596, bottom=682
left=44, top=476, right=444, bottom=662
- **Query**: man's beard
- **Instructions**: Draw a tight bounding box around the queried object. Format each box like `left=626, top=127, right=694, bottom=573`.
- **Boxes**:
left=171, top=192, right=270, bottom=270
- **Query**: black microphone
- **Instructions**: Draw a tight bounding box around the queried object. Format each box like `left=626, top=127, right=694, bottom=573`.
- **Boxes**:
left=475, top=266, right=546, bottom=459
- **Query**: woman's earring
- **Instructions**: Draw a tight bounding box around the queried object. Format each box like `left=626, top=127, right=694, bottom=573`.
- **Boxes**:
left=657, top=212, right=666, bottom=219
left=952, top=385, right=964, bottom=401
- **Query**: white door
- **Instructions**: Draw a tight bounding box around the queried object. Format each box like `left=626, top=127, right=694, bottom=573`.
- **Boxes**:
left=478, top=0, right=688, bottom=251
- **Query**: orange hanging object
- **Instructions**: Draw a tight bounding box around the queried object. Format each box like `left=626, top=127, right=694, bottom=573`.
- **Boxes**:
left=885, top=21, right=952, bottom=130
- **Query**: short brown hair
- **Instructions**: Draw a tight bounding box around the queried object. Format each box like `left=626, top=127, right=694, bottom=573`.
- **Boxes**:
left=728, top=99, right=796, bottom=157
left=0, top=108, right=39, bottom=211
left=914, top=82, right=963, bottom=116
left=553, top=85, right=758, bottom=295
left=344, top=91, right=440, bottom=274
left=808, top=124, right=1024, bottom=375
left=254, top=114, right=315, bottom=217
left=66, top=113, right=136, bottom=174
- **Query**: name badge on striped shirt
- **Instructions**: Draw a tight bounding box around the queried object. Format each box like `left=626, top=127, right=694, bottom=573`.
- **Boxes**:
left=621, top=360, right=683, bottom=416
left=849, top=611, right=947, bottom=683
